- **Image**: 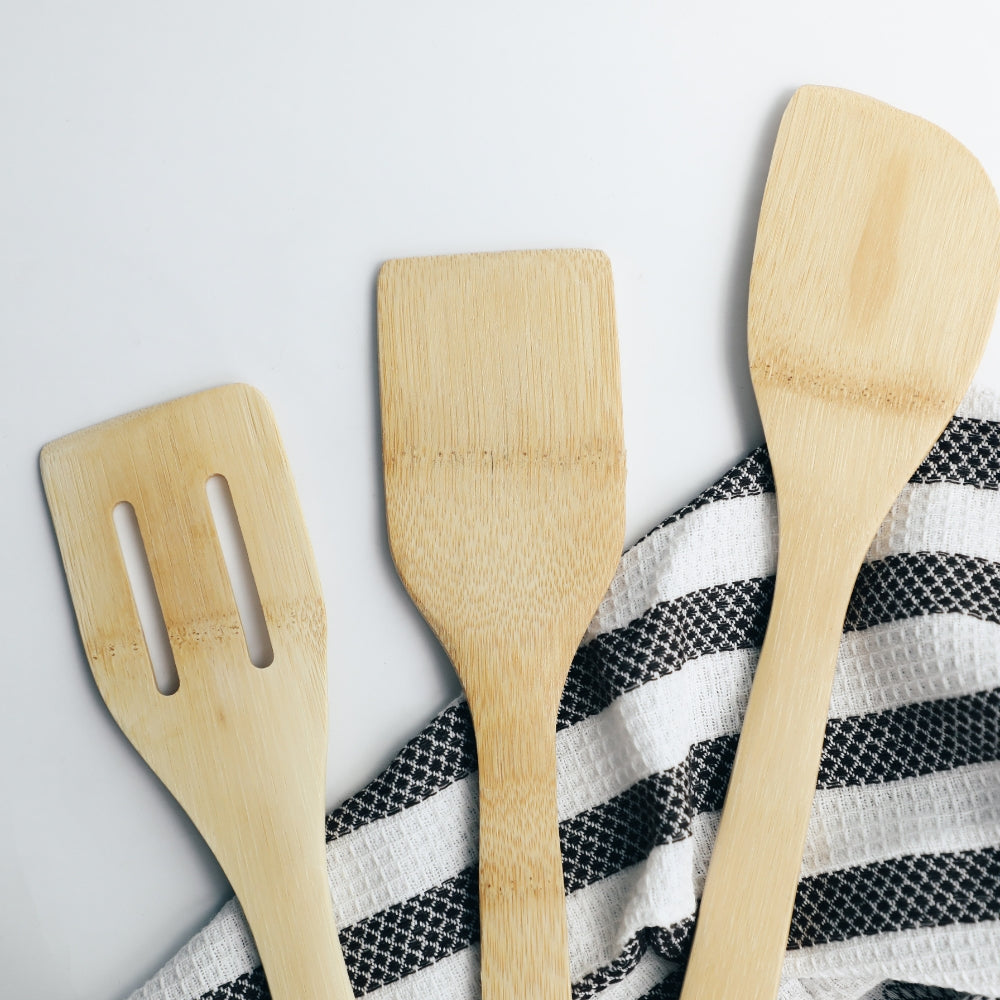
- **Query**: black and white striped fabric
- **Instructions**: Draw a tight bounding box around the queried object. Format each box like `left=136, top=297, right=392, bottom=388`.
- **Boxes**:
left=129, top=388, right=1000, bottom=1000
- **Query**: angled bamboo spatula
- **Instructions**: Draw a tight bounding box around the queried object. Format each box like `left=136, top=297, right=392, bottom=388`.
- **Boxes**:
left=41, top=384, right=354, bottom=1000
left=378, top=249, right=626, bottom=999
left=680, top=86, right=1000, bottom=1000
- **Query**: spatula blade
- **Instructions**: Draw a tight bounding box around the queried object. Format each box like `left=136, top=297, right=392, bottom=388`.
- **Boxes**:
left=378, top=249, right=626, bottom=674
left=41, top=384, right=325, bottom=726
left=750, top=85, right=1000, bottom=502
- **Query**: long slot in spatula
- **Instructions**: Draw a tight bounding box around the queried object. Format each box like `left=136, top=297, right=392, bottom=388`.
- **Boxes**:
left=41, top=384, right=355, bottom=1000
left=378, top=249, right=626, bottom=999
left=680, top=86, right=1000, bottom=1000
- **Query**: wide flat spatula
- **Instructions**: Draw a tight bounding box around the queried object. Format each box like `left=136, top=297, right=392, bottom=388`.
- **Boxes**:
left=378, top=249, right=626, bottom=999
left=680, top=87, right=1000, bottom=1000
left=41, top=384, right=354, bottom=1000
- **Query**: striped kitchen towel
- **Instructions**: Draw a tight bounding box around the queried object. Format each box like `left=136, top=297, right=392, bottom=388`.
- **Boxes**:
left=128, top=387, right=1000, bottom=1000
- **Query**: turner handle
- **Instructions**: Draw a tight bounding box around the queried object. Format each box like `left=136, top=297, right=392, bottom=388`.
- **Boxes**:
left=679, top=517, right=869, bottom=1000
left=471, top=695, right=571, bottom=1000
left=228, top=827, right=355, bottom=1000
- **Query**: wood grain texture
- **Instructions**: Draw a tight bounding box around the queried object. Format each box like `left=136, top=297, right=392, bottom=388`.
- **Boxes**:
left=680, top=87, right=1000, bottom=1000
left=41, top=384, right=354, bottom=1000
left=378, top=250, right=626, bottom=1000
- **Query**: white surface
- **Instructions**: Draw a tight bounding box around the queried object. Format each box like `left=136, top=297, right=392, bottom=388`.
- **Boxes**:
left=4, top=2, right=1000, bottom=997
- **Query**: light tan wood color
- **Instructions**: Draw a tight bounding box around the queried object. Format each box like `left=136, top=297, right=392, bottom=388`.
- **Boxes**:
left=41, top=384, right=354, bottom=1000
left=378, top=250, right=626, bottom=1000
left=680, top=86, right=1000, bottom=1000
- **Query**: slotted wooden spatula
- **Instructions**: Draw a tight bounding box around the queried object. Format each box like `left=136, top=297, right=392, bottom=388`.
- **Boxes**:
left=41, top=384, right=354, bottom=1000
left=378, top=249, right=626, bottom=1000
left=680, top=87, right=1000, bottom=1000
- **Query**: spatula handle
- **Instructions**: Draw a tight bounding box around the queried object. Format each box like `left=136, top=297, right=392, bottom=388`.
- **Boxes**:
left=679, top=518, right=868, bottom=1000
left=472, top=697, right=571, bottom=1000
left=232, top=833, right=355, bottom=1000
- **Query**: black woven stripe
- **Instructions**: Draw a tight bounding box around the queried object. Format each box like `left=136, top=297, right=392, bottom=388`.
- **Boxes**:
left=560, top=765, right=693, bottom=889
left=339, top=868, right=478, bottom=994
left=327, top=701, right=476, bottom=840
left=648, top=918, right=696, bottom=963
left=572, top=936, right=643, bottom=999
left=847, top=552, right=1000, bottom=631
left=197, top=968, right=266, bottom=1000
left=912, top=416, right=1000, bottom=491
left=880, top=981, right=991, bottom=1000
left=646, top=852, right=1000, bottom=979
left=694, top=688, right=1000, bottom=809
left=790, top=846, right=1000, bottom=948
left=821, top=687, right=1000, bottom=787
left=560, top=577, right=773, bottom=729
left=688, top=735, right=738, bottom=813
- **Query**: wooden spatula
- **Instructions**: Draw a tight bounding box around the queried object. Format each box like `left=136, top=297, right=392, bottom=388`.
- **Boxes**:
left=378, top=249, right=626, bottom=1000
left=41, top=384, right=355, bottom=1000
left=680, top=86, right=1000, bottom=1000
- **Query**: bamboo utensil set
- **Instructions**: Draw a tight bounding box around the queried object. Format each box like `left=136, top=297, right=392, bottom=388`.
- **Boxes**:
left=41, top=87, right=1000, bottom=1000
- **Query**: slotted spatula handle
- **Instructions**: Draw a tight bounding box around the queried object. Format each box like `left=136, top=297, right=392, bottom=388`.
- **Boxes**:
left=232, top=824, right=355, bottom=1000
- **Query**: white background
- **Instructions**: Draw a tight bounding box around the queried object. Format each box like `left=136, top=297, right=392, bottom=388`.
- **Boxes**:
left=5, top=2, right=1000, bottom=997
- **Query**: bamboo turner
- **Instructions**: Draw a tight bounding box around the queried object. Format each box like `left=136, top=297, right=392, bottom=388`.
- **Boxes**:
left=378, top=249, right=626, bottom=999
left=40, top=384, right=354, bottom=1000
left=680, top=87, right=1000, bottom=1000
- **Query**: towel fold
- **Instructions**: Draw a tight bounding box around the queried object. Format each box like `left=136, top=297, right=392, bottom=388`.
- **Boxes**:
left=128, top=387, right=1000, bottom=1000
